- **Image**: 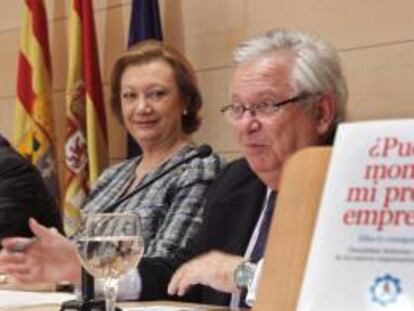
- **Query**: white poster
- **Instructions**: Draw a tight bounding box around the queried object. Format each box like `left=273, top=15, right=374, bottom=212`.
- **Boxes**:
left=297, top=120, right=414, bottom=311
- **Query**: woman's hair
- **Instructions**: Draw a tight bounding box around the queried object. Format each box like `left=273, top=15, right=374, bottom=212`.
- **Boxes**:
left=233, top=28, right=348, bottom=126
left=110, top=40, right=202, bottom=134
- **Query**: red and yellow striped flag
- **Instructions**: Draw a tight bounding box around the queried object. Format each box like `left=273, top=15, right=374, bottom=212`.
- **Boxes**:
left=14, top=0, right=59, bottom=200
left=64, top=0, right=108, bottom=236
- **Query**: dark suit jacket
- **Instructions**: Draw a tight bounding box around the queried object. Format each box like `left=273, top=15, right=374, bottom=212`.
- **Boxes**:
left=0, top=135, right=62, bottom=240
left=140, top=158, right=266, bottom=306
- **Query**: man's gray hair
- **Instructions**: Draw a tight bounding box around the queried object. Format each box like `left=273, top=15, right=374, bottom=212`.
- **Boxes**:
left=233, top=29, right=348, bottom=123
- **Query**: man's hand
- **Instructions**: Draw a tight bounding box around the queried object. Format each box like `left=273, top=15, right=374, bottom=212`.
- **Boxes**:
left=168, top=250, right=244, bottom=296
left=0, top=218, right=81, bottom=284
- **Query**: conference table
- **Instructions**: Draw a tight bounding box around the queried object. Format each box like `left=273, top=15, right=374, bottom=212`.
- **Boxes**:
left=0, top=281, right=238, bottom=311
left=3, top=301, right=233, bottom=311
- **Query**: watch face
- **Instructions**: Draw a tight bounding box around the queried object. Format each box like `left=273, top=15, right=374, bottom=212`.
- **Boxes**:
left=235, top=261, right=255, bottom=289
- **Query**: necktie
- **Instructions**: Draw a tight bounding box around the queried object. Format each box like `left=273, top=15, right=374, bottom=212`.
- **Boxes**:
left=236, top=191, right=277, bottom=308
left=250, top=191, right=276, bottom=262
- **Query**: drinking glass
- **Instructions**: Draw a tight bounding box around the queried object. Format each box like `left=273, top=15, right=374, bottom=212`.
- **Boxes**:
left=77, top=213, right=144, bottom=311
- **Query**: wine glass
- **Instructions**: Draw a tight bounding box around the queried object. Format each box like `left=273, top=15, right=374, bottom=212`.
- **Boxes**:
left=77, top=212, right=144, bottom=311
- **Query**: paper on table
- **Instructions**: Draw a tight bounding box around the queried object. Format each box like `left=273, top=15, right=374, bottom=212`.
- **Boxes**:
left=124, top=306, right=206, bottom=311
left=0, top=290, right=76, bottom=308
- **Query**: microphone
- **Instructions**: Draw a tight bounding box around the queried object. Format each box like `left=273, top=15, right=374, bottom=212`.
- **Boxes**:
left=102, top=144, right=212, bottom=214
left=60, top=271, right=105, bottom=311
left=81, top=270, right=94, bottom=302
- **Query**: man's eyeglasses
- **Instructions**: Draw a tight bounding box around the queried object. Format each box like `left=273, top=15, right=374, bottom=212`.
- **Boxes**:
left=220, top=92, right=314, bottom=121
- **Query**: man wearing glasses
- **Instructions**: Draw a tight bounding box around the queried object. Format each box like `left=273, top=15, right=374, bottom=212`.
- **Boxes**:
left=167, top=28, right=348, bottom=307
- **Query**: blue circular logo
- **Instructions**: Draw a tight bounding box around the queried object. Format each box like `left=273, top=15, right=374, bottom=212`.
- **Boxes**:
left=370, top=274, right=402, bottom=306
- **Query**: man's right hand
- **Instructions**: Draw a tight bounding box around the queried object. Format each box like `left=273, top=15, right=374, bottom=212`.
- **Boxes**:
left=168, top=250, right=244, bottom=296
left=0, top=218, right=81, bottom=284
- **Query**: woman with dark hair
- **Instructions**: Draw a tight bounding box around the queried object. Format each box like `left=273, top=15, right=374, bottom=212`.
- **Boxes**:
left=0, top=40, right=224, bottom=299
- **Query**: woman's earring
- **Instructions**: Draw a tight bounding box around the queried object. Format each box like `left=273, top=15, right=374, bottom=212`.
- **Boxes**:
left=182, top=109, right=188, bottom=116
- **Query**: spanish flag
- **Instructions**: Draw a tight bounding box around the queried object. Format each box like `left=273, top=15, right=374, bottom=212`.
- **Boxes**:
left=64, top=0, right=108, bottom=236
left=14, top=0, right=59, bottom=201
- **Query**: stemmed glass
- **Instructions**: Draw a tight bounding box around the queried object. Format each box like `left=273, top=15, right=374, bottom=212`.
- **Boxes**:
left=77, top=213, right=144, bottom=311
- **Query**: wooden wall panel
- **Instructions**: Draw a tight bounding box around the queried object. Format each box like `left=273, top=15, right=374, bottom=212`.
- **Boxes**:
left=194, top=68, right=239, bottom=153
left=0, top=2, right=21, bottom=31
left=49, top=18, right=68, bottom=93
left=0, top=30, right=19, bottom=98
left=94, top=3, right=129, bottom=84
left=102, top=87, right=127, bottom=160
left=342, top=42, right=414, bottom=120
left=246, top=0, right=414, bottom=50
left=50, top=92, right=65, bottom=162
left=87, top=0, right=128, bottom=11
left=0, top=97, right=15, bottom=141
left=163, top=0, right=246, bottom=70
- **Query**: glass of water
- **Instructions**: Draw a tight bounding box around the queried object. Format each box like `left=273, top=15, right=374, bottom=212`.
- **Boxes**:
left=77, top=213, right=144, bottom=311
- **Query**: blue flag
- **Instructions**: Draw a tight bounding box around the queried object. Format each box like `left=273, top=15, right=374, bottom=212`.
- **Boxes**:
left=127, top=0, right=163, bottom=157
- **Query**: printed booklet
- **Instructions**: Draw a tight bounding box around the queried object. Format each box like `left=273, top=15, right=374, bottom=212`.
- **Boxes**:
left=297, top=120, right=414, bottom=311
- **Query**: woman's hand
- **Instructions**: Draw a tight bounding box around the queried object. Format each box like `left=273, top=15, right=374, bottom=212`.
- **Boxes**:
left=0, top=218, right=82, bottom=284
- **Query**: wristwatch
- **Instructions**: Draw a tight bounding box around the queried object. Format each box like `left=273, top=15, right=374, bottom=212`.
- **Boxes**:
left=234, top=260, right=256, bottom=289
